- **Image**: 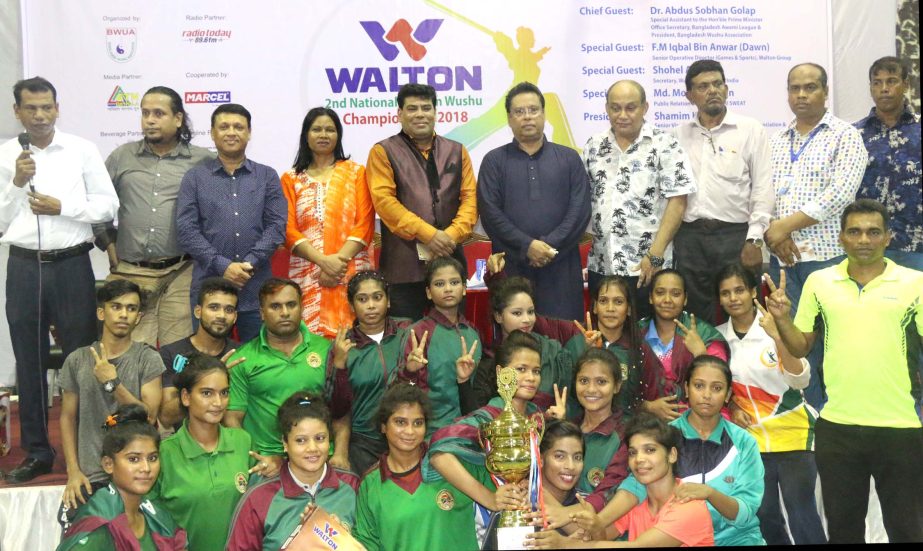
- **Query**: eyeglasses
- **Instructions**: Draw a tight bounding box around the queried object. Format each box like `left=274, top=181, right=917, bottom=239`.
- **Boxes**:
left=511, top=106, right=542, bottom=118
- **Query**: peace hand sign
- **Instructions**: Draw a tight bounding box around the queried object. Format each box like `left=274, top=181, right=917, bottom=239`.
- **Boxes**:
left=220, top=348, right=246, bottom=370
left=762, top=271, right=792, bottom=320
left=405, top=330, right=429, bottom=373
left=573, top=311, right=602, bottom=348
left=455, top=335, right=479, bottom=383
left=673, top=314, right=707, bottom=357
left=545, top=383, right=568, bottom=420
left=90, top=342, right=117, bottom=384
left=332, top=326, right=356, bottom=369
left=753, top=298, right=782, bottom=340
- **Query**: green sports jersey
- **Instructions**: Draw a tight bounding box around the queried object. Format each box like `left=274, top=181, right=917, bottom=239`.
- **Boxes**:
left=56, top=483, right=186, bottom=551
left=355, top=453, right=484, bottom=551
left=149, top=422, right=253, bottom=550
left=229, top=322, right=331, bottom=455
left=327, top=318, right=412, bottom=441
left=399, top=311, right=483, bottom=435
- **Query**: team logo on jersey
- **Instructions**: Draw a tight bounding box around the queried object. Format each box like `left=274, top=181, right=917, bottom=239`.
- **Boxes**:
left=235, top=472, right=248, bottom=493
left=759, top=347, right=779, bottom=369
left=307, top=352, right=323, bottom=368
left=724, top=475, right=735, bottom=484
left=588, top=467, right=604, bottom=488
left=436, top=489, right=455, bottom=510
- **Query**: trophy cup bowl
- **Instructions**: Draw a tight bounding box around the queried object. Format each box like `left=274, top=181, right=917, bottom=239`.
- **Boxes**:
left=478, top=366, right=544, bottom=549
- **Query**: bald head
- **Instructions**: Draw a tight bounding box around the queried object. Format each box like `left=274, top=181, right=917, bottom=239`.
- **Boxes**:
left=607, top=80, right=646, bottom=105
left=605, top=80, right=648, bottom=143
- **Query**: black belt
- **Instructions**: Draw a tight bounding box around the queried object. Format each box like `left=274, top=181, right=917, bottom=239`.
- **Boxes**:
left=123, top=254, right=189, bottom=270
left=682, top=219, right=747, bottom=232
left=9, top=242, right=93, bottom=262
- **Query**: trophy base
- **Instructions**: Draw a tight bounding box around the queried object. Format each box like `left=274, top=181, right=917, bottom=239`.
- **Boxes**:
left=495, top=525, right=535, bottom=551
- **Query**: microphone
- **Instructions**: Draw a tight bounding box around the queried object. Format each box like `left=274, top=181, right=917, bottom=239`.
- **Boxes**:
left=17, top=132, right=35, bottom=192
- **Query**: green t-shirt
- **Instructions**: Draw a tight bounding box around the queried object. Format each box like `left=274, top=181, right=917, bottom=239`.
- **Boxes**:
left=229, top=322, right=331, bottom=455
left=356, top=459, right=486, bottom=551
left=794, top=259, right=923, bottom=427
left=149, top=423, right=253, bottom=550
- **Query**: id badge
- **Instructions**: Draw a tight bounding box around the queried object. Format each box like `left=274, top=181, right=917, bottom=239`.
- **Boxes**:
left=777, top=174, right=796, bottom=196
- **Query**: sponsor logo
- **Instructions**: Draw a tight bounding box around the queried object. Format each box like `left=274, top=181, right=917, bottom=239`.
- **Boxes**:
left=184, top=91, right=232, bottom=104
left=106, top=27, right=137, bottom=62
left=235, top=472, right=247, bottom=493
left=325, top=18, right=482, bottom=94
left=311, top=522, right=340, bottom=549
left=182, top=28, right=232, bottom=43
left=107, top=85, right=139, bottom=109
left=360, top=18, right=442, bottom=61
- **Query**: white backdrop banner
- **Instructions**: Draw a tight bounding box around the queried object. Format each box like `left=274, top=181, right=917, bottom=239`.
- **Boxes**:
left=21, top=0, right=832, bottom=171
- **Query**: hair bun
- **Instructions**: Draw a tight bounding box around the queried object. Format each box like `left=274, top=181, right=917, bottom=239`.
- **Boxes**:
left=103, top=403, right=149, bottom=429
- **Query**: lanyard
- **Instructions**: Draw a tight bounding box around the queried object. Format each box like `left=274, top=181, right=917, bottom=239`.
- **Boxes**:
left=789, top=124, right=824, bottom=164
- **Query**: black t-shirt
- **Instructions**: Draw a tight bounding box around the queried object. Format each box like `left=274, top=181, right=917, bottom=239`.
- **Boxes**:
left=159, top=336, right=239, bottom=388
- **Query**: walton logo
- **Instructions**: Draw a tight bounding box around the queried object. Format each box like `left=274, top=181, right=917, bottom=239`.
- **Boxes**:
left=326, top=18, right=481, bottom=94
left=310, top=522, right=339, bottom=549
left=360, top=19, right=443, bottom=61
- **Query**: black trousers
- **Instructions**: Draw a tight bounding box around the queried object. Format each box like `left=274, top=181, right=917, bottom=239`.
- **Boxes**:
left=6, top=251, right=97, bottom=462
left=815, top=418, right=923, bottom=543
left=673, top=220, right=749, bottom=325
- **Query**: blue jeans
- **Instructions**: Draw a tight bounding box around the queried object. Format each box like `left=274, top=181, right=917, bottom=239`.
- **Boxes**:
left=767, top=255, right=844, bottom=411
left=758, top=451, right=827, bottom=544
left=884, top=250, right=923, bottom=419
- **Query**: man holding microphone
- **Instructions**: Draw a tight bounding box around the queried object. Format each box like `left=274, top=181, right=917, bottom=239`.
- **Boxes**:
left=0, top=77, right=119, bottom=483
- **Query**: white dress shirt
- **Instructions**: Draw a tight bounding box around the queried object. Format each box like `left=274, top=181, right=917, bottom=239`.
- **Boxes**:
left=0, top=128, right=118, bottom=249
left=674, top=110, right=774, bottom=241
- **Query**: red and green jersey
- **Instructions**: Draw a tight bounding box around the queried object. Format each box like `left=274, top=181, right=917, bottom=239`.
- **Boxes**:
left=473, top=332, right=578, bottom=415
left=638, top=312, right=728, bottom=402
left=422, top=397, right=541, bottom=482
left=355, top=448, right=483, bottom=551
left=56, top=483, right=187, bottom=551
left=399, top=310, right=482, bottom=434
left=327, top=317, right=412, bottom=441
left=226, top=462, right=359, bottom=551
left=149, top=422, right=253, bottom=550
left=228, top=322, right=331, bottom=456
left=572, top=410, right=629, bottom=512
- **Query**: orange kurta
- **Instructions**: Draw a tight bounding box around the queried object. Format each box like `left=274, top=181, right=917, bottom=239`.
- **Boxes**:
left=281, top=159, right=374, bottom=338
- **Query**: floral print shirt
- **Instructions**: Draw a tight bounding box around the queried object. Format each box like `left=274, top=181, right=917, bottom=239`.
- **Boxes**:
left=855, top=103, right=922, bottom=253
left=582, top=123, right=696, bottom=276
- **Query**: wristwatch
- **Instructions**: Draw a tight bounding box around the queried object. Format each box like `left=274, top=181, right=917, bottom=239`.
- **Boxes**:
left=103, top=377, right=121, bottom=393
left=746, top=238, right=765, bottom=248
left=645, top=253, right=665, bottom=268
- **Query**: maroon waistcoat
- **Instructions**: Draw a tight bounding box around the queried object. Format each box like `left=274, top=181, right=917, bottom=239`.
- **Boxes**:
left=378, top=133, right=464, bottom=283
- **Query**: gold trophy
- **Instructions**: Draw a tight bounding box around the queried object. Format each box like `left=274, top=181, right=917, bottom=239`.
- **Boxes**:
left=478, top=366, right=543, bottom=550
